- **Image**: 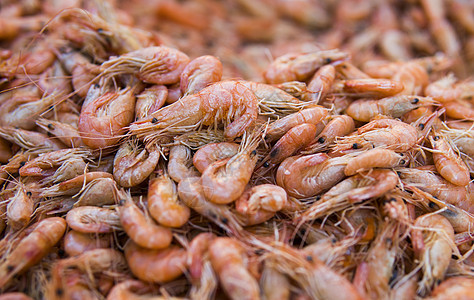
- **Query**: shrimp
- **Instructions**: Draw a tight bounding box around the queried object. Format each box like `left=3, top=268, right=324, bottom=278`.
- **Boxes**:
left=335, top=62, right=371, bottom=80
left=36, top=118, right=85, bottom=148
left=117, top=189, right=173, bottom=250
left=124, top=241, right=187, bottom=283
left=339, top=79, right=405, bottom=98
left=106, top=280, right=185, bottom=300
left=178, top=177, right=243, bottom=235
left=113, top=139, right=160, bottom=187
left=379, top=29, right=412, bottom=62
left=391, top=62, right=429, bottom=95
left=0, top=137, right=12, bottom=164
left=72, top=177, right=117, bottom=207
left=101, top=46, right=190, bottom=85
left=129, top=80, right=258, bottom=143
left=265, top=106, right=328, bottom=142
left=6, top=185, right=34, bottom=231
left=263, top=49, right=349, bottom=84
left=63, top=231, right=111, bottom=257
left=168, top=145, right=200, bottom=183
left=188, top=232, right=216, bottom=282
left=412, top=214, right=455, bottom=295
left=41, top=172, right=114, bottom=198
left=429, top=131, right=470, bottom=186
left=303, top=115, right=355, bottom=154
left=0, top=217, right=66, bottom=287
left=346, top=96, right=434, bottom=122
left=57, top=50, right=100, bottom=98
left=333, top=119, right=418, bottom=154
left=442, top=100, right=474, bottom=120
left=276, top=153, right=347, bottom=198
left=209, top=237, right=260, bottom=300
left=148, top=170, right=190, bottom=228
left=0, top=293, right=33, bottom=300
left=193, top=142, right=239, bottom=173
left=261, top=260, right=291, bottom=300
left=78, top=86, right=136, bottom=150
left=344, top=148, right=407, bottom=176
left=297, top=170, right=398, bottom=222
left=302, top=65, right=336, bottom=103
left=424, top=74, right=468, bottom=103
left=427, top=277, right=474, bottom=299
left=180, top=55, right=223, bottom=96
left=0, top=126, right=66, bottom=152
left=66, top=206, right=121, bottom=233
left=135, top=85, right=168, bottom=120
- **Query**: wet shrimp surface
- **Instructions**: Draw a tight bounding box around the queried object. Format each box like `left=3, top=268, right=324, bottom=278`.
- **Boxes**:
left=1, top=0, right=474, bottom=299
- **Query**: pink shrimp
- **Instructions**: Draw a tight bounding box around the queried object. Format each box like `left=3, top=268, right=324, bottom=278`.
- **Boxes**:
left=302, top=65, right=336, bottom=103
left=135, top=85, right=168, bottom=120
left=193, top=142, right=240, bottom=174
left=344, top=148, right=407, bottom=176
left=180, top=55, right=223, bottom=96
left=303, top=115, right=355, bottom=154
left=168, top=145, right=200, bottom=183
left=63, top=230, right=111, bottom=257
left=66, top=206, right=121, bottom=234
left=340, top=79, right=405, bottom=98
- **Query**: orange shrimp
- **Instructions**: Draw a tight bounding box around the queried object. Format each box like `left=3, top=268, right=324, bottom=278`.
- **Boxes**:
left=148, top=170, right=190, bottom=228
left=66, top=206, right=121, bottom=234
left=346, top=96, right=434, bottom=122
left=263, top=49, right=349, bottom=84
left=135, top=85, right=168, bottom=120
left=260, top=260, right=291, bottom=300
left=124, top=241, right=187, bottom=283
left=168, top=145, right=200, bottom=183
left=424, top=75, right=465, bottom=103
left=180, top=55, right=223, bottom=96
left=265, top=106, right=328, bottom=142
left=340, top=79, right=405, bottom=98
left=130, top=80, right=258, bottom=143
left=36, top=118, right=85, bottom=148
left=429, top=131, right=470, bottom=186
left=335, top=61, right=371, bottom=80
left=63, top=230, right=111, bottom=257
left=302, top=65, right=336, bottom=103
left=209, top=237, right=260, bottom=300
left=442, top=100, right=474, bottom=120
left=188, top=232, right=216, bottom=282
left=276, top=153, right=347, bottom=198
left=0, top=126, right=66, bottom=152
left=78, top=87, right=136, bottom=149
left=41, top=172, right=114, bottom=198
left=101, top=46, right=190, bottom=85
left=6, top=185, right=34, bottom=231
left=391, top=62, right=429, bottom=95
left=344, top=148, right=407, bottom=176
left=428, top=277, right=474, bottom=299
left=58, top=50, right=100, bottom=98
left=0, top=217, right=66, bottom=287
left=117, top=189, right=173, bottom=249
left=303, top=115, right=355, bottom=154
left=193, top=142, right=240, bottom=174
left=0, top=292, right=33, bottom=300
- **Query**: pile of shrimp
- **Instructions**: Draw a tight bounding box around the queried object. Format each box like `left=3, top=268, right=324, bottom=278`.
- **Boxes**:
left=0, top=0, right=474, bottom=299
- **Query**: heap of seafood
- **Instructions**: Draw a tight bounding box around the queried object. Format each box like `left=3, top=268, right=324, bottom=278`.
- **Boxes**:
left=0, top=0, right=473, bottom=299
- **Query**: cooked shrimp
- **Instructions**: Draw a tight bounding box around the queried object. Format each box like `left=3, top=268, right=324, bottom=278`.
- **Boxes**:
left=442, top=100, right=474, bottom=120
left=168, top=145, right=200, bottom=183
left=6, top=185, right=34, bottom=231
left=41, top=172, right=114, bottom=198
left=66, top=206, right=121, bottom=233
left=344, top=148, right=407, bottom=176
left=180, top=55, right=223, bottom=96
left=261, top=260, right=291, bottom=300
left=148, top=170, right=190, bottom=228
left=130, top=80, right=258, bottom=143
left=135, top=85, right=168, bottom=120
left=124, top=241, right=187, bottom=283
left=0, top=217, right=66, bottom=287
left=57, top=50, right=100, bottom=98
left=429, top=131, right=470, bottom=186
left=187, top=232, right=216, bottom=282
left=263, top=49, right=349, bottom=84
left=235, top=184, right=288, bottom=226
left=0, top=292, right=33, bottom=300
left=36, top=118, right=85, bottom=148
left=265, top=106, right=328, bottom=142
left=63, top=231, right=111, bottom=257
left=106, top=279, right=184, bottom=300
left=302, top=65, right=336, bottom=103
left=209, top=237, right=260, bottom=300
left=427, top=277, right=474, bottom=299
left=276, top=153, right=347, bottom=198
left=391, top=62, right=429, bottom=95
left=113, top=139, right=160, bottom=187
left=339, top=79, right=404, bottom=98
left=192, top=142, right=239, bottom=174
left=303, top=115, right=355, bottom=154
left=101, top=46, right=190, bottom=85
left=78, top=87, right=136, bottom=149
left=0, top=126, right=66, bottom=152
left=412, top=214, right=455, bottom=296
left=117, top=189, right=172, bottom=249
left=346, top=96, right=434, bottom=122
left=424, top=74, right=467, bottom=103
left=73, top=177, right=117, bottom=207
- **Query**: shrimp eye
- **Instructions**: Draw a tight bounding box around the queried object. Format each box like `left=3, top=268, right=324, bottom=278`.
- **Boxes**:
left=352, top=143, right=359, bottom=149
left=263, top=161, right=270, bottom=168
left=331, top=238, right=337, bottom=243
left=19, top=161, right=26, bottom=167
left=255, top=249, right=264, bottom=255
left=221, top=217, right=229, bottom=224
left=250, top=150, right=257, bottom=156
left=26, top=191, right=32, bottom=197
left=412, top=98, right=419, bottom=104
left=119, top=199, right=126, bottom=206
left=151, top=117, right=158, bottom=124
left=6, top=265, right=14, bottom=272
left=428, top=201, right=437, bottom=208
left=94, top=83, right=100, bottom=88
left=318, top=137, right=325, bottom=143
left=97, top=28, right=104, bottom=33
left=390, top=198, right=397, bottom=202
left=56, top=288, right=64, bottom=296
left=47, top=123, right=54, bottom=130
left=209, top=212, right=217, bottom=219
left=452, top=254, right=459, bottom=260
left=315, top=195, right=321, bottom=201
left=385, top=238, right=393, bottom=247
left=58, top=248, right=66, bottom=258
left=305, top=255, right=313, bottom=262
left=418, top=123, right=425, bottom=130
left=324, top=58, right=332, bottom=64
left=400, top=159, right=406, bottom=165
left=433, top=135, right=440, bottom=141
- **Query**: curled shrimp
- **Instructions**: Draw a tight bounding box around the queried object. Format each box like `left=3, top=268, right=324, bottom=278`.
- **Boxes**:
left=101, top=46, right=190, bottom=85
left=265, top=106, right=328, bottom=142
left=303, top=115, right=355, bottom=154
left=276, top=153, right=347, bottom=198
left=0, top=126, right=66, bottom=152
left=63, top=230, right=111, bottom=257
left=106, top=280, right=184, bottom=300
left=41, top=172, right=114, bottom=198
left=297, top=170, right=398, bottom=223
left=430, top=131, right=470, bottom=186
left=425, top=75, right=474, bottom=103
left=117, top=189, right=173, bottom=249
left=235, top=184, right=288, bottom=226
left=73, top=177, right=117, bottom=207
left=180, top=55, right=223, bottom=96
left=391, top=62, right=429, bottom=95
left=36, top=118, right=85, bottom=148
left=66, top=206, right=121, bottom=233
left=135, top=85, right=168, bottom=120
left=168, top=145, right=200, bottom=183
left=0, top=217, right=66, bottom=287
left=209, top=237, right=260, bottom=300
left=333, top=119, right=418, bottom=154
left=263, top=49, right=349, bottom=84
left=193, top=142, right=240, bottom=174
left=58, top=50, right=100, bottom=98
left=188, top=232, right=216, bottom=282
left=346, top=96, right=434, bottom=122
left=148, top=170, right=190, bottom=228
left=6, top=185, right=35, bottom=231
left=78, top=86, right=136, bottom=150
left=302, top=65, right=336, bottom=103
left=260, top=259, right=291, bottom=300
left=442, top=100, right=474, bottom=120
left=428, top=277, right=474, bottom=299
left=113, top=139, right=160, bottom=187
left=412, top=214, right=455, bottom=295
left=130, top=80, right=258, bottom=143
left=124, top=241, right=187, bottom=283
left=344, top=148, right=407, bottom=176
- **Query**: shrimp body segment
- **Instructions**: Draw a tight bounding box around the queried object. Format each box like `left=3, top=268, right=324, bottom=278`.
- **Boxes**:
left=344, top=148, right=406, bottom=176
left=193, top=142, right=240, bottom=174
